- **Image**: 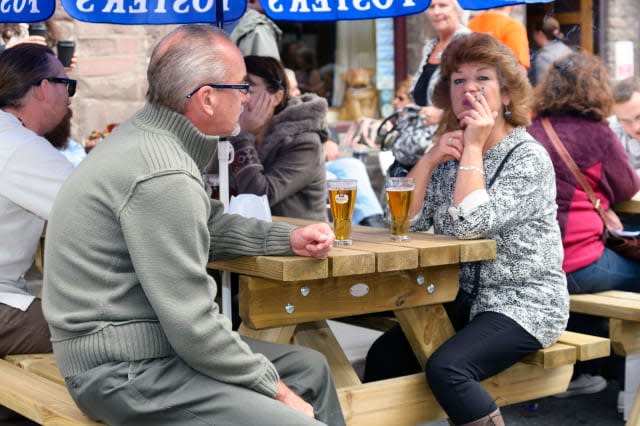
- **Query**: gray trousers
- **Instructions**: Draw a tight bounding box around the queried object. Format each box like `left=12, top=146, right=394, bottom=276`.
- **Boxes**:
left=65, top=337, right=345, bottom=426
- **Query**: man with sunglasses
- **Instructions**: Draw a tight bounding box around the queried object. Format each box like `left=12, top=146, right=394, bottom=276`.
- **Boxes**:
left=43, top=24, right=344, bottom=426
left=0, top=43, right=74, bottom=363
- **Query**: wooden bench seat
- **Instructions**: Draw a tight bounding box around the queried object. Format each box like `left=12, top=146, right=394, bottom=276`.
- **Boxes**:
left=338, top=330, right=608, bottom=425
left=569, top=290, right=640, bottom=426
left=0, top=330, right=610, bottom=426
left=0, top=358, right=100, bottom=425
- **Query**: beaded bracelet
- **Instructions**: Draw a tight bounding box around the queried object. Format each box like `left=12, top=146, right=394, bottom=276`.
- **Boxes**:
left=458, top=165, right=485, bottom=175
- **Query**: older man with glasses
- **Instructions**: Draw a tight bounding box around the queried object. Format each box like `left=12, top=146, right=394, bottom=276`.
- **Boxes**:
left=0, top=44, right=74, bottom=364
left=610, top=76, right=640, bottom=175
left=42, top=24, right=345, bottom=426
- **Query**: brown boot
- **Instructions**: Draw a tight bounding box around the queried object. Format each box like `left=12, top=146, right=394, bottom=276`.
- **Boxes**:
left=457, top=408, right=505, bottom=426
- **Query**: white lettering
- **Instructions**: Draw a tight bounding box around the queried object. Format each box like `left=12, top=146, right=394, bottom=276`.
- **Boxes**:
left=13, top=0, right=26, bottom=13
left=289, top=0, right=310, bottom=12
left=372, top=0, right=392, bottom=9
left=172, top=0, right=188, bottom=14
left=311, top=0, right=329, bottom=12
left=336, top=0, right=347, bottom=11
left=403, top=0, right=416, bottom=5
left=153, top=0, right=166, bottom=13
left=76, top=0, right=93, bottom=12
left=102, top=0, right=125, bottom=13
left=268, top=0, right=283, bottom=13
left=192, top=0, right=211, bottom=12
left=129, top=0, right=147, bottom=13
left=352, top=0, right=370, bottom=11
left=0, top=0, right=40, bottom=13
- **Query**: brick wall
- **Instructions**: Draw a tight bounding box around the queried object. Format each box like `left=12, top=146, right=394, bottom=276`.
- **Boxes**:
left=605, top=0, right=640, bottom=79
left=52, top=6, right=176, bottom=143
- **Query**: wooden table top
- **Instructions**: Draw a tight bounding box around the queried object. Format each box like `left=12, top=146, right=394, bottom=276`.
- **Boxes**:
left=614, top=191, right=640, bottom=214
left=208, top=217, right=496, bottom=282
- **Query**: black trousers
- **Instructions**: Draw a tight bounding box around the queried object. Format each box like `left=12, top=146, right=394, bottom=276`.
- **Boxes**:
left=364, top=292, right=541, bottom=425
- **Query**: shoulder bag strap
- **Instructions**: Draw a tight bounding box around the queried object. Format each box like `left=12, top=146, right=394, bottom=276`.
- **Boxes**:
left=469, top=139, right=534, bottom=301
left=540, top=117, right=610, bottom=224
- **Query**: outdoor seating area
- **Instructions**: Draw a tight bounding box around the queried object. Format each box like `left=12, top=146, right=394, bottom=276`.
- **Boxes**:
left=0, top=220, right=612, bottom=426
left=2, top=1, right=640, bottom=423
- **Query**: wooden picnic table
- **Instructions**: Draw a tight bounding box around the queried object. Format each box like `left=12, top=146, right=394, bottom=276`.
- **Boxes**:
left=614, top=191, right=640, bottom=214
left=207, top=217, right=606, bottom=426
left=1, top=217, right=609, bottom=426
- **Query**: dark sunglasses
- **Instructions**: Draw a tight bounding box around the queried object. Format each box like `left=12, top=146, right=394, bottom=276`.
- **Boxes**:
left=185, top=82, right=250, bottom=99
left=38, top=77, right=77, bottom=97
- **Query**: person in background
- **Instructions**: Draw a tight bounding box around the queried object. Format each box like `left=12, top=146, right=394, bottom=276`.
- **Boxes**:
left=468, top=6, right=530, bottom=70
left=411, top=0, right=469, bottom=114
left=0, top=21, right=78, bottom=72
left=0, top=44, right=74, bottom=357
left=43, top=25, right=344, bottom=426
left=387, top=0, right=469, bottom=178
left=44, top=108, right=86, bottom=167
left=294, top=46, right=325, bottom=97
left=392, top=77, right=415, bottom=112
left=385, top=77, right=435, bottom=177
left=230, top=0, right=282, bottom=60
left=224, top=55, right=327, bottom=221
left=609, top=76, right=640, bottom=174
left=528, top=53, right=640, bottom=399
left=285, top=67, right=386, bottom=228
left=530, top=16, right=572, bottom=85
left=0, top=44, right=74, bottom=425
left=365, top=33, right=569, bottom=426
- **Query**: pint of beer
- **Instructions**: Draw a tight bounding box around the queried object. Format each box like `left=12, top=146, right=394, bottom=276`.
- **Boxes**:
left=385, top=177, right=415, bottom=241
left=327, top=179, right=357, bottom=246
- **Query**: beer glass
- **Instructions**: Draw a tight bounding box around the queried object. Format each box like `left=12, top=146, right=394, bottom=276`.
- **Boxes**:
left=327, top=179, right=357, bottom=246
left=385, top=177, right=415, bottom=241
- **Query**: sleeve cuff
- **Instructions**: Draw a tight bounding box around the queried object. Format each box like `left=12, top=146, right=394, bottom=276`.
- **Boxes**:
left=448, top=189, right=489, bottom=220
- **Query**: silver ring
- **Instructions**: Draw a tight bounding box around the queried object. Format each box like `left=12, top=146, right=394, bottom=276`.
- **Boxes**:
left=447, top=137, right=453, bottom=146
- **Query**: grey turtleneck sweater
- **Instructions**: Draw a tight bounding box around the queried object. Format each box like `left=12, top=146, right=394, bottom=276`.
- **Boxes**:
left=43, top=103, right=297, bottom=398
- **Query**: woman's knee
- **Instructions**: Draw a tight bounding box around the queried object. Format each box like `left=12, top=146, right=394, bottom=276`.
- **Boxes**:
left=425, top=349, right=466, bottom=390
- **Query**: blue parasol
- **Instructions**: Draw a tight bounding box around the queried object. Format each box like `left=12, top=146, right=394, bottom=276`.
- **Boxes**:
left=260, top=0, right=553, bottom=22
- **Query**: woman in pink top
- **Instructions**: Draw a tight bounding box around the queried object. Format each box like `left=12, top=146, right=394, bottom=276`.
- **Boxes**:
left=528, top=52, right=640, bottom=399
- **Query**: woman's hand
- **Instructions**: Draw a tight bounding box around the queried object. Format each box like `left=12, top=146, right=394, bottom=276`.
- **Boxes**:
left=456, top=91, right=497, bottom=151
left=239, top=91, right=277, bottom=135
left=427, top=129, right=465, bottom=164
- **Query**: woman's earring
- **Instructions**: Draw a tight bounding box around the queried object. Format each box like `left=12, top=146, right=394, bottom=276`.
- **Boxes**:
left=503, top=104, right=512, bottom=120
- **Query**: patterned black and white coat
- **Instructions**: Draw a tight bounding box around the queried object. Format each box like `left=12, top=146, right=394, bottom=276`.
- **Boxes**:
left=412, top=126, right=569, bottom=347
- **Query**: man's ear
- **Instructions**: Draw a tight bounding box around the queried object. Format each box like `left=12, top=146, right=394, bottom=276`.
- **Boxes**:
left=31, top=80, right=47, bottom=101
left=199, top=87, right=216, bottom=116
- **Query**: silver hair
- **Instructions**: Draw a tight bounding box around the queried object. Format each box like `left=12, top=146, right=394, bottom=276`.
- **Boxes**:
left=146, top=24, right=231, bottom=113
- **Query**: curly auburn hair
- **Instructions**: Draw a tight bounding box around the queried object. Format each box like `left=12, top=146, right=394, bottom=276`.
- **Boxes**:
left=532, top=52, right=613, bottom=121
left=431, top=32, right=532, bottom=136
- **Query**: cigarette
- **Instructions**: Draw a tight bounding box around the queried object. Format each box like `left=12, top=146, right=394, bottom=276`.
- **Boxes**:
left=476, top=87, right=484, bottom=101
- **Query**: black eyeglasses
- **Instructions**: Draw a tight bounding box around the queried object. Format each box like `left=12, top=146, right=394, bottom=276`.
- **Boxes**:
left=37, top=77, right=77, bottom=97
left=185, top=82, right=250, bottom=99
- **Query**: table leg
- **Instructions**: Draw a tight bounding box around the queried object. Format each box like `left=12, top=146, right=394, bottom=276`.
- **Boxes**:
left=237, top=323, right=296, bottom=344
left=294, top=321, right=362, bottom=388
left=394, top=304, right=455, bottom=368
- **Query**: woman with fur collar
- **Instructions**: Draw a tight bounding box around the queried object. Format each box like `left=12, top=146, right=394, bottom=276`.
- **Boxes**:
left=227, top=55, right=327, bottom=221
